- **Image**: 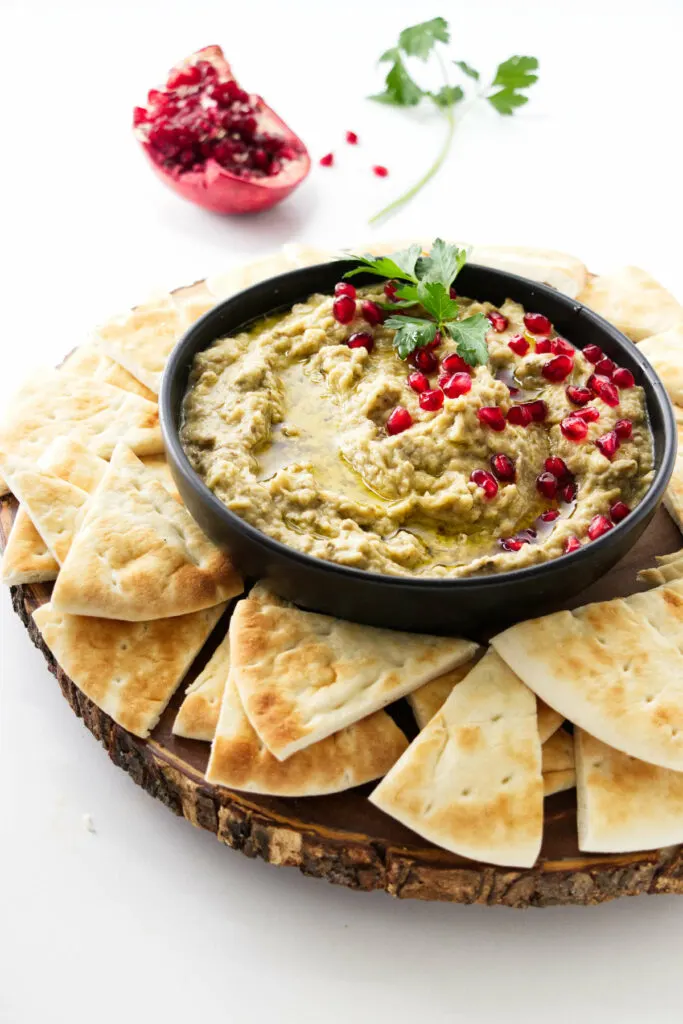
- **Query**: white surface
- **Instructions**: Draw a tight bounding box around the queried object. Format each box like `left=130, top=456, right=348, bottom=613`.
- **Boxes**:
left=2, top=1, right=683, bottom=1021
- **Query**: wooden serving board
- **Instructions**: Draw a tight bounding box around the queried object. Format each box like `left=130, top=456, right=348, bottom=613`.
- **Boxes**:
left=4, top=492, right=683, bottom=908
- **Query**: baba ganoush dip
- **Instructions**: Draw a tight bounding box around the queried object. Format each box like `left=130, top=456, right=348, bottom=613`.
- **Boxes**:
left=181, top=283, right=654, bottom=578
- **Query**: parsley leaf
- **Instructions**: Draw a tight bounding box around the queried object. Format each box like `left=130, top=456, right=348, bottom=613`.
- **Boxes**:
left=417, top=280, right=459, bottom=322
left=398, top=17, right=450, bottom=60
left=416, top=238, right=467, bottom=289
left=453, top=59, right=479, bottom=80
left=445, top=314, right=490, bottom=366
left=429, top=84, right=464, bottom=109
left=487, top=56, right=539, bottom=116
left=385, top=317, right=438, bottom=359
left=487, top=89, right=529, bottom=115
left=370, top=55, right=424, bottom=106
left=344, top=245, right=422, bottom=283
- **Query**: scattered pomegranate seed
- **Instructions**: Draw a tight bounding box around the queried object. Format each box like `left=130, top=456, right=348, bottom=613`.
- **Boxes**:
left=542, top=354, right=574, bottom=383
left=441, top=353, right=470, bottom=375
left=588, top=514, right=613, bottom=541
left=550, top=337, right=574, bottom=356
left=361, top=300, right=384, bottom=326
left=426, top=331, right=443, bottom=350
left=524, top=312, right=552, bottom=335
left=372, top=165, right=389, bottom=177
left=334, top=281, right=356, bottom=299
left=584, top=344, right=604, bottom=365
left=574, top=406, right=600, bottom=423
left=566, top=385, right=592, bottom=406
left=333, top=294, right=356, bottom=324
left=449, top=287, right=457, bottom=300
left=487, top=311, right=508, bottom=332
left=490, top=453, right=516, bottom=482
left=588, top=374, right=620, bottom=407
left=534, top=337, right=552, bottom=353
left=595, top=430, right=620, bottom=459
left=477, top=407, right=507, bottom=431
left=613, top=367, right=635, bottom=388
left=527, top=400, right=548, bottom=423
left=500, top=536, right=528, bottom=552
left=507, top=405, right=533, bottom=427
left=614, top=418, right=633, bottom=439
left=442, top=372, right=472, bottom=398
left=408, top=371, right=430, bottom=393
left=345, top=131, right=359, bottom=144
left=470, top=469, right=499, bottom=499
left=320, top=152, right=334, bottom=167
left=564, top=535, right=581, bottom=553
left=545, top=456, right=570, bottom=479
left=537, top=472, right=559, bottom=500
left=561, top=481, right=577, bottom=503
left=384, top=280, right=398, bottom=301
left=561, top=415, right=589, bottom=441
left=410, top=348, right=438, bottom=373
left=347, top=332, right=374, bottom=352
left=540, top=509, right=560, bottom=522
left=386, top=407, right=413, bottom=435
left=508, top=335, right=530, bottom=356
left=419, top=389, right=445, bottom=412
left=610, top=501, right=631, bottom=523
left=595, top=357, right=617, bottom=378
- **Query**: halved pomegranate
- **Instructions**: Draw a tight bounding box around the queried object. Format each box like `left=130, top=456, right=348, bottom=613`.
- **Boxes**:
left=133, top=46, right=310, bottom=214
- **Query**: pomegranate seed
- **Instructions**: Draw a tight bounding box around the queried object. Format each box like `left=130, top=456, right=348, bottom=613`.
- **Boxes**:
left=345, top=130, right=359, bottom=144
left=613, top=367, right=635, bottom=388
left=373, top=165, right=389, bottom=177
left=588, top=514, right=613, bottom=541
left=408, top=371, right=430, bottom=393
left=564, top=535, right=581, bottom=553
left=561, top=415, right=589, bottom=441
left=167, top=65, right=202, bottom=89
left=610, top=501, right=631, bottom=523
left=426, top=331, right=442, bottom=350
left=347, top=332, right=374, bottom=352
left=527, top=400, right=548, bottom=423
left=384, top=280, right=398, bottom=301
left=588, top=374, right=620, bottom=407
left=535, top=337, right=552, bottom=353
left=487, top=311, right=508, bottom=332
left=584, top=344, right=604, bottom=364
left=410, top=348, right=438, bottom=373
left=470, top=469, right=499, bottom=499
left=361, top=300, right=384, bottom=326
left=595, top=430, right=620, bottom=459
left=333, top=295, right=356, bottom=324
left=614, top=418, right=633, bottom=439
left=561, top=481, right=577, bottom=503
left=540, top=509, right=560, bottom=522
left=545, top=456, right=570, bottom=479
left=524, top=312, right=552, bottom=335
left=442, top=372, right=472, bottom=398
left=575, top=406, right=600, bottom=422
left=441, top=353, right=469, bottom=375
left=133, top=106, right=149, bottom=126
left=507, top=405, right=533, bottom=427
left=566, top=385, right=592, bottom=406
left=320, top=152, right=334, bottom=167
left=386, top=407, right=413, bottom=435
left=500, top=537, right=528, bottom=552
left=490, top=453, right=516, bottom=482
left=542, top=354, right=574, bottom=383
left=334, top=281, right=356, bottom=299
left=537, top=472, right=559, bottom=500
left=508, top=335, right=530, bottom=356
left=419, top=389, right=444, bottom=412
left=477, top=407, right=507, bottom=432
left=595, top=357, right=617, bottom=378
left=551, top=337, right=574, bottom=356
left=449, top=287, right=457, bottom=300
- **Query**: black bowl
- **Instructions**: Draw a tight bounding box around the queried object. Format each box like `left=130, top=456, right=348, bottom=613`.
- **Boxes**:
left=160, top=260, right=676, bottom=634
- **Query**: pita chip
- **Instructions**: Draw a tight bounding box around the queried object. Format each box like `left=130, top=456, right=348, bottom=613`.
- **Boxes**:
left=1, top=509, right=59, bottom=586
left=63, top=344, right=156, bottom=402
left=542, top=729, right=576, bottom=797
left=468, top=244, right=587, bottom=299
left=663, top=453, right=683, bottom=534
left=173, top=630, right=231, bottom=741
left=206, top=669, right=408, bottom=796
left=370, top=650, right=543, bottom=868
left=139, top=454, right=181, bottom=501
left=33, top=602, right=225, bottom=738
left=94, top=294, right=182, bottom=394
left=638, top=549, right=683, bottom=588
left=206, top=251, right=299, bottom=301
left=0, top=368, right=162, bottom=496
left=492, top=580, right=683, bottom=771
left=638, top=325, right=683, bottom=406
left=51, top=444, right=242, bottom=620
left=575, top=728, right=683, bottom=853
left=578, top=267, right=683, bottom=342
left=231, top=584, right=478, bottom=760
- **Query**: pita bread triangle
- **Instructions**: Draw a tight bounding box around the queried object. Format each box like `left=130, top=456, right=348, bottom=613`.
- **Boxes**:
left=173, top=630, right=231, bottom=741
left=32, top=601, right=226, bottom=738
left=575, top=728, right=683, bottom=853
left=370, top=649, right=544, bottom=868
left=638, top=324, right=683, bottom=406
left=542, top=729, right=575, bottom=797
left=638, top=549, right=683, bottom=588
left=51, top=444, right=243, bottom=620
left=492, top=579, right=683, bottom=771
left=578, top=266, right=683, bottom=342
left=206, top=251, right=299, bottom=300
left=63, top=343, right=157, bottom=402
left=663, top=453, right=683, bottom=534
left=94, top=294, right=182, bottom=394
left=0, top=368, right=162, bottom=496
left=231, top=584, right=478, bottom=761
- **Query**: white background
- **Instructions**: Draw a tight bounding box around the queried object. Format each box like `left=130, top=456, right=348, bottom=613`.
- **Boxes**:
left=2, top=1, right=683, bottom=1021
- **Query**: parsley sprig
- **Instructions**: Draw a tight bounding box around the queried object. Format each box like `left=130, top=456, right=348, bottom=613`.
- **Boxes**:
left=344, top=239, right=490, bottom=366
left=369, top=18, right=539, bottom=223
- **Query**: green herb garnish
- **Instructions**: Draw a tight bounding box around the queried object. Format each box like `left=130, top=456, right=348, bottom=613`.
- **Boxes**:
left=344, top=239, right=489, bottom=366
left=369, top=18, right=539, bottom=223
